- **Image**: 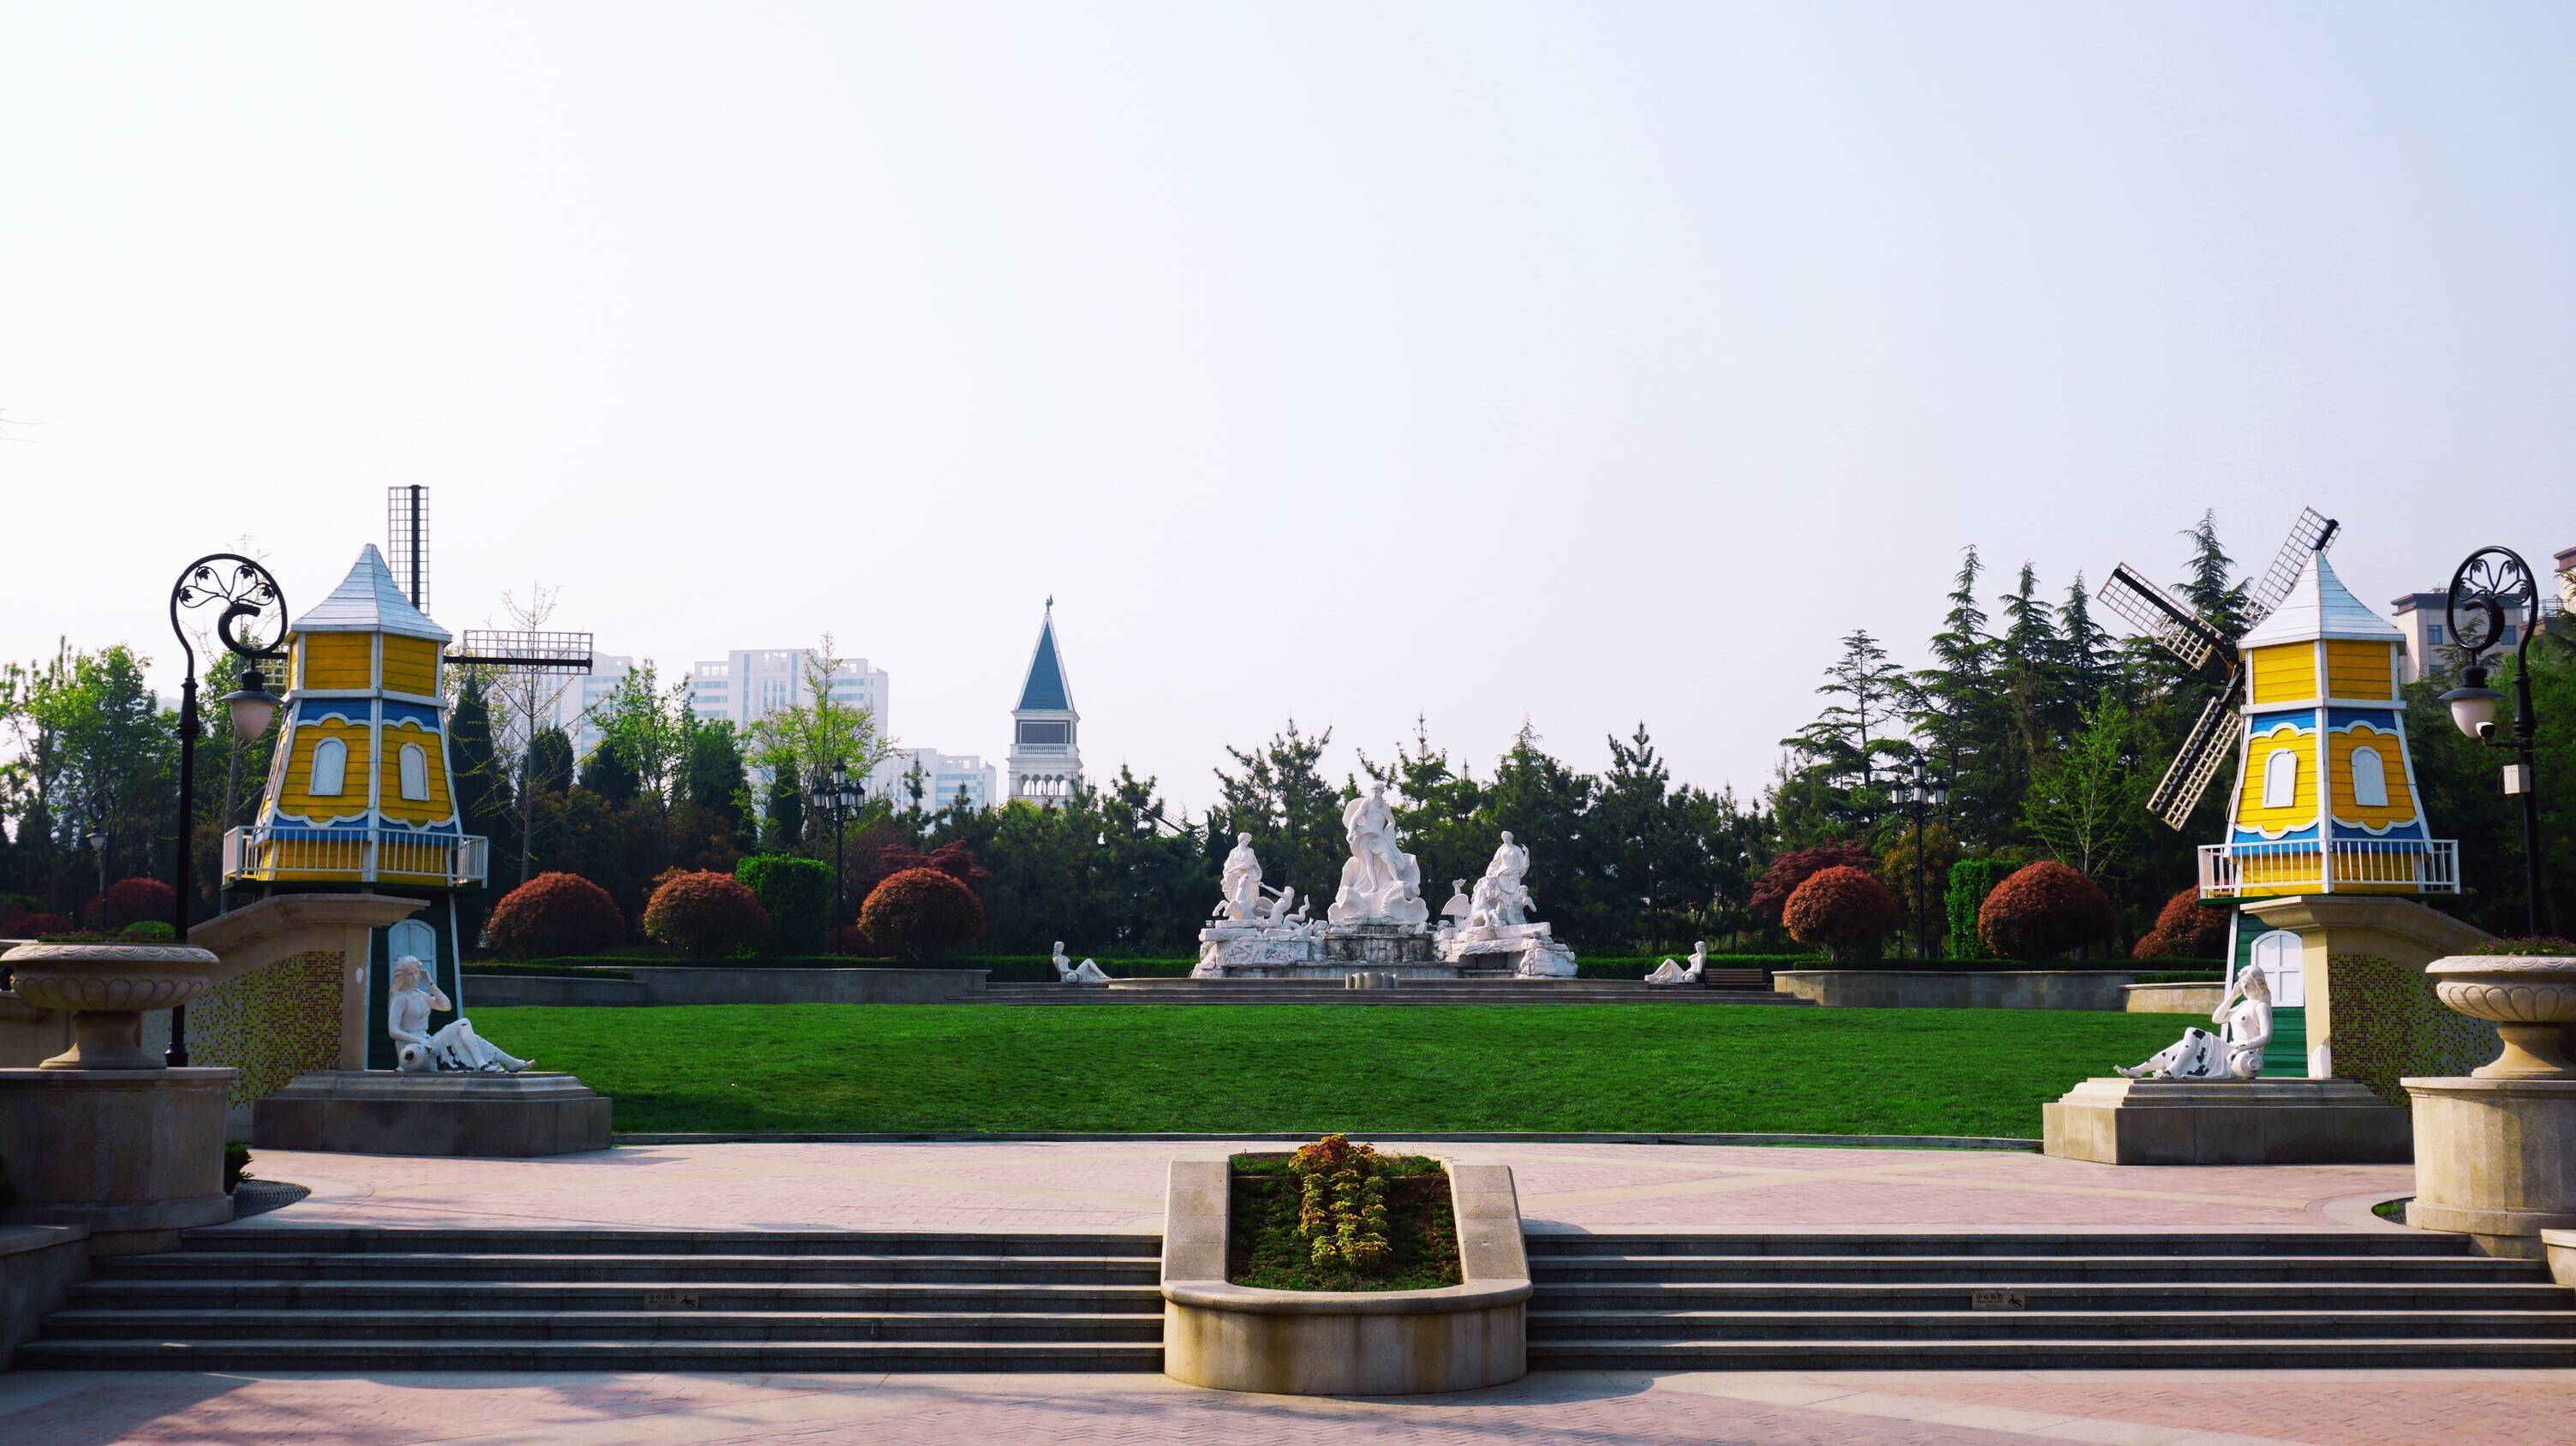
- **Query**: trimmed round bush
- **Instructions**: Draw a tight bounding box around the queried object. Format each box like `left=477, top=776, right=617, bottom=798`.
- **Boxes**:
left=1979, top=860, right=2116, bottom=960
left=486, top=871, right=625, bottom=960
left=1781, top=865, right=1901, bottom=960
left=119, top=919, right=176, bottom=941
left=2132, top=887, right=2229, bottom=960
left=92, top=876, right=176, bottom=931
left=1750, top=842, right=1876, bottom=928
left=859, top=867, right=987, bottom=961
left=736, top=855, right=833, bottom=954
left=642, top=869, right=772, bottom=959
left=3, top=911, right=75, bottom=939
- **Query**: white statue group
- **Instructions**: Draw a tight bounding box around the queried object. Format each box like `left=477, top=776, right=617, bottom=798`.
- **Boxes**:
left=1438, top=831, right=1535, bottom=932
left=388, top=955, right=533, bottom=1074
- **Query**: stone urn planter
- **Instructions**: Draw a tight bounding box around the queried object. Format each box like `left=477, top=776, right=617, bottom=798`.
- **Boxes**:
left=2425, top=954, right=2576, bottom=1079
left=0, top=942, right=224, bottom=1069
left=1159, top=1155, right=1529, bottom=1395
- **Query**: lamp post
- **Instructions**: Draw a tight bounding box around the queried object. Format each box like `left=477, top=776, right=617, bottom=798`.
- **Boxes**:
left=2437, top=547, right=2554, bottom=936
left=86, top=831, right=111, bottom=919
left=1901, top=758, right=1948, bottom=959
left=167, top=556, right=286, bottom=1067
left=809, top=759, right=862, bottom=954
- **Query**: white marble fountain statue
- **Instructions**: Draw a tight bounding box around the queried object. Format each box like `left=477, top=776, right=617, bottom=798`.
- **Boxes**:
left=1193, top=785, right=1578, bottom=981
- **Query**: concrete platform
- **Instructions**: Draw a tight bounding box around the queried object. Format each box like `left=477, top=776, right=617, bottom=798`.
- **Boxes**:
left=2042, top=1078, right=2414, bottom=1166
left=252, top=1071, right=611, bottom=1157
left=0, top=1067, right=237, bottom=1254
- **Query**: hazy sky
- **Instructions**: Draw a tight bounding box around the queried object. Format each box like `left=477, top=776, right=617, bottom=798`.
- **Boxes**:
left=5, top=3, right=2573, bottom=814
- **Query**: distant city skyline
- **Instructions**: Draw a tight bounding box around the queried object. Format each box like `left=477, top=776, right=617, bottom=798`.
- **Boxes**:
left=7, top=4, right=2576, bottom=816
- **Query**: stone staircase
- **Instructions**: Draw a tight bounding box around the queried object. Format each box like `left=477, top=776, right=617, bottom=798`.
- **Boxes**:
left=981, top=977, right=1801, bottom=1006
left=1524, top=1230, right=2576, bottom=1369
left=18, top=1227, right=1166, bottom=1372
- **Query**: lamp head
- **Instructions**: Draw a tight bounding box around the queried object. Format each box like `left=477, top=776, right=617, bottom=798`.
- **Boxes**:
left=2438, top=665, right=2503, bottom=740
left=217, top=663, right=281, bottom=743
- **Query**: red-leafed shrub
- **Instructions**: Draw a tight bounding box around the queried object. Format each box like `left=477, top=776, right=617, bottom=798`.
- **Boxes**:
left=1750, top=842, right=1876, bottom=929
left=642, top=869, right=771, bottom=959
left=89, top=877, right=176, bottom=931
left=1781, top=865, right=1901, bottom=959
left=2132, top=887, right=2229, bottom=960
left=486, top=871, right=625, bottom=960
left=1979, top=861, right=2116, bottom=959
left=3, top=911, right=75, bottom=939
left=859, top=867, right=987, bottom=961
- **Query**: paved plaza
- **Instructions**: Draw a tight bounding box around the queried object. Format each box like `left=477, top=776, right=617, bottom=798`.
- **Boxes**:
left=222, top=1138, right=2414, bottom=1234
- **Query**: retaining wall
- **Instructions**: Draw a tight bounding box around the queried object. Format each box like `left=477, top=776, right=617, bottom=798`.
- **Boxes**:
left=462, top=965, right=988, bottom=1007
left=1770, top=969, right=2144, bottom=1011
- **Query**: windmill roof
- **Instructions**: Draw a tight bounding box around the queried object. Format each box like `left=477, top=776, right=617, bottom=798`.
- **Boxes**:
left=2239, top=550, right=2401, bottom=648
left=292, top=546, right=451, bottom=643
left=1015, top=610, right=1073, bottom=713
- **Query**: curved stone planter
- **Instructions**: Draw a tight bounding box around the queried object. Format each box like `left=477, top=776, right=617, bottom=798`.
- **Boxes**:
left=1160, top=1156, right=1528, bottom=1395
left=2424, top=954, right=2576, bottom=1079
left=1, top=942, right=224, bottom=1069
left=2406, top=953, right=2576, bottom=1258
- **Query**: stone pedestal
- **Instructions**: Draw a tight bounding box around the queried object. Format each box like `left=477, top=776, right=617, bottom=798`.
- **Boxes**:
left=2403, top=1076, right=2576, bottom=1259
left=253, top=1071, right=611, bottom=1157
left=2042, top=1077, right=2412, bottom=1165
left=0, top=1067, right=237, bottom=1254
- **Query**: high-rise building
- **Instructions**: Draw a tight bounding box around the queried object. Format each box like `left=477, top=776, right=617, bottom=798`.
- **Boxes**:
left=686, top=649, right=888, bottom=733
left=2388, top=540, right=2572, bottom=684
left=869, top=747, right=999, bottom=816
left=1007, top=600, right=1082, bottom=808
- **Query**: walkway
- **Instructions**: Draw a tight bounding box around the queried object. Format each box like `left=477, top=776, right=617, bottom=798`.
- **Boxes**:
left=224, top=1138, right=2413, bottom=1234
left=5, top=1368, right=2571, bottom=1444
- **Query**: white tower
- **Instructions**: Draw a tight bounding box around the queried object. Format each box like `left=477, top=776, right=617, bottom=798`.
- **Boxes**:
left=1007, top=598, right=1082, bottom=808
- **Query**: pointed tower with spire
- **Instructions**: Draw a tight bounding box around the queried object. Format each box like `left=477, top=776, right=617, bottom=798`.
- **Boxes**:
left=228, top=545, right=487, bottom=1067
left=1007, top=598, right=1082, bottom=808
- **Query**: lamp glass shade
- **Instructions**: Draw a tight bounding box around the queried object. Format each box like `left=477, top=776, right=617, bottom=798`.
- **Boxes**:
left=2438, top=684, right=2502, bottom=738
left=218, top=676, right=281, bottom=743
left=838, top=789, right=860, bottom=810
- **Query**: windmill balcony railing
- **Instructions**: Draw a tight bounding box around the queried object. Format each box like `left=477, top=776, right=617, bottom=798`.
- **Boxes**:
left=2197, top=838, right=2460, bottom=899
left=223, top=825, right=489, bottom=887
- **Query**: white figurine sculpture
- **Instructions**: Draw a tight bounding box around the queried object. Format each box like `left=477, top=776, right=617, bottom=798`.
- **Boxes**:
left=1327, top=784, right=1428, bottom=925
left=1440, top=880, right=1473, bottom=926
left=1466, top=832, right=1535, bottom=929
left=2118, top=966, right=2274, bottom=1080
left=387, top=955, right=532, bottom=1073
left=1052, top=941, right=1110, bottom=984
left=1645, top=941, right=1708, bottom=986
left=1219, top=833, right=1266, bottom=922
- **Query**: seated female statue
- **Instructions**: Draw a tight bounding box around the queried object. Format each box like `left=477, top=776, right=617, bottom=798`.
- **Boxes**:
left=2118, top=966, right=2273, bottom=1081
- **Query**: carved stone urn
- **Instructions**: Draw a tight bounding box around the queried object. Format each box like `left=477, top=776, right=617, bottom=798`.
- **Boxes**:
left=2427, top=954, right=2576, bottom=1079
left=0, top=941, right=224, bottom=1069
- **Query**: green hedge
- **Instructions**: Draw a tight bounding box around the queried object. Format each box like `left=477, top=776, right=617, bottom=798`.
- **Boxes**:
left=462, top=961, right=637, bottom=980
left=2132, top=970, right=2225, bottom=984
left=1576, top=953, right=1822, bottom=980
left=463, top=953, right=1202, bottom=983
left=736, top=856, right=833, bottom=954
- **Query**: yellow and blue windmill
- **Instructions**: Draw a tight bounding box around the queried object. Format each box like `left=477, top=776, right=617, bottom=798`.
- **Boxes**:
left=2097, top=509, right=2457, bottom=1076
left=227, top=489, right=594, bottom=1067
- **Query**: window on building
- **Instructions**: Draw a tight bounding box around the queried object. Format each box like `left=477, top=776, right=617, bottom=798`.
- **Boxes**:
left=1018, top=720, right=1071, bottom=745
left=398, top=744, right=431, bottom=801
left=311, top=738, right=348, bottom=796
left=2349, top=745, right=2389, bottom=809
left=2427, top=624, right=2445, bottom=646
left=2262, top=748, right=2299, bottom=810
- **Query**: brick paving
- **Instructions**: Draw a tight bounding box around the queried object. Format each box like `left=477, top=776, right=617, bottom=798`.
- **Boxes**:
left=224, top=1138, right=2413, bottom=1234
left=3, top=1368, right=2571, bottom=1444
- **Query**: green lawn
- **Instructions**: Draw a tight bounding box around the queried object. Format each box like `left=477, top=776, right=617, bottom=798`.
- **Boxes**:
left=475, top=1003, right=2188, bottom=1139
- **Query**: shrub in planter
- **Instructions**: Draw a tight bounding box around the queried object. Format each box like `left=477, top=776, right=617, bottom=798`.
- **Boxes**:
left=642, top=869, right=772, bottom=959
left=1944, top=858, right=2018, bottom=959
left=736, top=855, right=833, bottom=954
left=859, top=867, right=987, bottom=961
left=1978, top=860, right=2115, bottom=960
left=3, top=911, right=75, bottom=938
left=2132, top=887, right=2229, bottom=960
left=1782, top=865, right=1900, bottom=961
left=486, top=872, right=625, bottom=960
left=2467, top=936, right=2576, bottom=956
left=119, top=919, right=176, bottom=941
left=1749, top=841, right=1876, bottom=929
left=91, top=876, right=176, bottom=931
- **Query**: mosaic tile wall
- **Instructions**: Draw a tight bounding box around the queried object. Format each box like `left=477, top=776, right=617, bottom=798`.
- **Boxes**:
left=192, top=949, right=344, bottom=1109
left=2329, top=951, right=2501, bottom=1106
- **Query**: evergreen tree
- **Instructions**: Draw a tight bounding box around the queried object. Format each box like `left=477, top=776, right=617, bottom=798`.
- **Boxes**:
left=446, top=675, right=518, bottom=883
left=2058, top=572, right=2114, bottom=705
left=580, top=744, right=640, bottom=807
left=767, top=757, right=806, bottom=852
left=682, top=717, right=749, bottom=835
left=1212, top=720, right=1345, bottom=908
left=1909, top=547, right=2006, bottom=847
left=1779, top=630, right=1910, bottom=840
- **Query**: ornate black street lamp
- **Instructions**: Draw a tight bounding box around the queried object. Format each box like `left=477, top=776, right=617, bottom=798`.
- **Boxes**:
left=809, top=759, right=862, bottom=954
left=167, top=555, right=286, bottom=1066
left=1900, top=757, right=1948, bottom=959
left=2436, top=547, right=2555, bottom=936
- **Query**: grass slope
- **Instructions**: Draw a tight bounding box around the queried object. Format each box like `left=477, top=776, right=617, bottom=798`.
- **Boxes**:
left=476, top=1003, right=2188, bottom=1138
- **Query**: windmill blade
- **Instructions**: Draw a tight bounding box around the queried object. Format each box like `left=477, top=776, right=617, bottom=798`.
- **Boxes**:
left=452, top=629, right=595, bottom=673
left=2098, top=564, right=2226, bottom=671
left=2244, top=508, right=2340, bottom=626
left=2147, top=693, right=2239, bottom=830
left=387, top=485, right=432, bottom=611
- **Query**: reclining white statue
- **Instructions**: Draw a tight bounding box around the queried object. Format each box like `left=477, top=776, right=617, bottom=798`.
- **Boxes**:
left=388, top=955, right=533, bottom=1073
left=1052, top=941, right=1110, bottom=984
left=1645, top=941, right=1707, bottom=986
left=2117, top=965, right=2274, bottom=1081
